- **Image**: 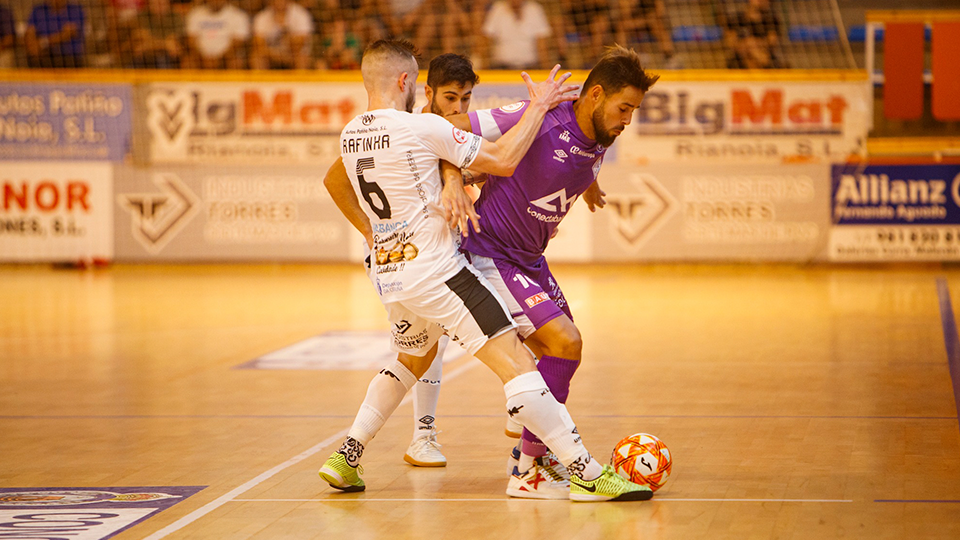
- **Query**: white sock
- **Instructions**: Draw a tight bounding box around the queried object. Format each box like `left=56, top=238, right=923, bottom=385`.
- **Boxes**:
left=518, top=452, right=535, bottom=473
left=347, top=360, right=418, bottom=446
left=413, top=337, right=447, bottom=439
left=502, top=372, right=603, bottom=480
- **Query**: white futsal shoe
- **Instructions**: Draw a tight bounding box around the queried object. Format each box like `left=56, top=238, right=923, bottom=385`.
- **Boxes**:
left=403, top=428, right=447, bottom=467
left=539, top=451, right=571, bottom=483
left=506, top=459, right=570, bottom=500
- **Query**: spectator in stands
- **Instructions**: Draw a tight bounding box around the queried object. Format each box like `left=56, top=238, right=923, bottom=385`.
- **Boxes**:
left=554, top=0, right=611, bottom=69
left=614, top=0, right=677, bottom=68
left=0, top=2, right=15, bottom=68
left=110, top=0, right=144, bottom=22
left=24, top=0, right=87, bottom=67
left=725, top=0, right=784, bottom=69
left=423, top=0, right=472, bottom=59
left=317, top=12, right=361, bottom=69
left=132, top=0, right=185, bottom=68
left=479, top=0, right=551, bottom=69
left=251, top=0, right=312, bottom=69
left=186, top=0, right=250, bottom=68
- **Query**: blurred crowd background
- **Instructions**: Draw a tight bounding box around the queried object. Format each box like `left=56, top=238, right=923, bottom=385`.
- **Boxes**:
left=0, top=0, right=953, bottom=72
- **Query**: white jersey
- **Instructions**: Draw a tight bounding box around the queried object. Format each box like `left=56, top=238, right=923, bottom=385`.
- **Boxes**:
left=341, top=108, right=482, bottom=302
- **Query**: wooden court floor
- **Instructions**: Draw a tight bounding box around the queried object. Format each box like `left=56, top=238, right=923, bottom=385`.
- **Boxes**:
left=2, top=262, right=960, bottom=539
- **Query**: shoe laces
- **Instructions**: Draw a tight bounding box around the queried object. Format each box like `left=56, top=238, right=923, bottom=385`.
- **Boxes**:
left=415, top=430, right=442, bottom=451
left=536, top=458, right=567, bottom=483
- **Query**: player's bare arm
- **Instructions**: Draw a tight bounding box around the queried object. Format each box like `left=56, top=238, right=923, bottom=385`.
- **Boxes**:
left=323, top=157, right=374, bottom=248
left=469, top=65, right=579, bottom=177
left=583, top=180, right=607, bottom=212
left=440, top=160, right=481, bottom=235
left=461, top=170, right=488, bottom=186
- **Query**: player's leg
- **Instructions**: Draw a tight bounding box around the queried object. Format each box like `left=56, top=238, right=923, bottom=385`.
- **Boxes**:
left=405, top=336, right=448, bottom=467
left=472, top=328, right=650, bottom=501
left=319, top=307, right=443, bottom=492
left=468, top=254, right=581, bottom=480
left=416, top=264, right=650, bottom=501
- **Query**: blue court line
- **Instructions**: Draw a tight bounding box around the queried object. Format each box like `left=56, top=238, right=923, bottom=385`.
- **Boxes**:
left=935, top=277, right=960, bottom=433
left=1, top=414, right=956, bottom=420
left=876, top=500, right=960, bottom=503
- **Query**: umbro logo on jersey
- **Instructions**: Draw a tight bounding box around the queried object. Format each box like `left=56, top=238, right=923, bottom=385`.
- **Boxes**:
left=361, top=114, right=375, bottom=125
left=559, top=130, right=571, bottom=143
left=553, top=149, right=568, bottom=163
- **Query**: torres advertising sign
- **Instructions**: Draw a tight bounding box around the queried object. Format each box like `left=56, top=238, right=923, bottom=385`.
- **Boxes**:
left=114, top=164, right=349, bottom=261
left=144, top=83, right=363, bottom=164
left=618, top=82, right=870, bottom=163
left=829, top=164, right=960, bottom=261
left=0, top=83, right=131, bottom=161
left=589, top=162, right=830, bottom=261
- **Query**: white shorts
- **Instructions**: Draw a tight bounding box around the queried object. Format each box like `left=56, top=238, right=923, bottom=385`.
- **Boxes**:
left=382, top=264, right=518, bottom=356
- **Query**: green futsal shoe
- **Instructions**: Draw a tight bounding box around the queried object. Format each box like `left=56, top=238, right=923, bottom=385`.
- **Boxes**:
left=319, top=452, right=365, bottom=492
left=569, top=464, right=653, bottom=502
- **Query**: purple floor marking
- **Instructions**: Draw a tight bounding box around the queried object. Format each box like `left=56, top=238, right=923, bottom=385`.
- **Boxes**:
left=935, top=277, right=960, bottom=432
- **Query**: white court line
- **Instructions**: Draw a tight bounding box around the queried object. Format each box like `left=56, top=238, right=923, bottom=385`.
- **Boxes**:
left=143, top=358, right=482, bottom=540
left=232, top=498, right=854, bottom=503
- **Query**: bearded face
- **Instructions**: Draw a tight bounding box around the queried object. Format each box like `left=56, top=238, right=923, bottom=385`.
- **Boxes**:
left=591, top=99, right=621, bottom=147
left=589, top=86, right=646, bottom=147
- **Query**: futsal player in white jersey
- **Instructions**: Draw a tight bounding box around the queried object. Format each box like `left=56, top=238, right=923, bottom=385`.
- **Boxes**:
left=319, top=38, right=652, bottom=501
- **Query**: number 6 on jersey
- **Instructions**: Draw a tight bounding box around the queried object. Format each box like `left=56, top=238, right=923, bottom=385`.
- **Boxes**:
left=356, top=157, right=391, bottom=219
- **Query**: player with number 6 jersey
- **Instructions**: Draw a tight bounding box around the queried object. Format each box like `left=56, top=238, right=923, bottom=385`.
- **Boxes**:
left=342, top=107, right=480, bottom=302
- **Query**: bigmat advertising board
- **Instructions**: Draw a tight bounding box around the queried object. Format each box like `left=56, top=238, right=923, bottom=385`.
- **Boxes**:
left=589, top=161, right=831, bottom=261
left=140, top=79, right=868, bottom=167
left=0, top=83, right=131, bottom=161
left=0, top=162, right=113, bottom=262
left=114, top=164, right=350, bottom=260
left=829, top=163, right=960, bottom=261
left=468, top=79, right=870, bottom=164
left=141, top=83, right=363, bottom=164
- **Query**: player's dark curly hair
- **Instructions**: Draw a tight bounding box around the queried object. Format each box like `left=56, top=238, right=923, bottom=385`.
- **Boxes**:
left=582, top=45, right=659, bottom=95
left=427, top=53, right=480, bottom=89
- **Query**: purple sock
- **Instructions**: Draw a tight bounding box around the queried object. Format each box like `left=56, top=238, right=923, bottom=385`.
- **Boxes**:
left=520, top=356, right=581, bottom=457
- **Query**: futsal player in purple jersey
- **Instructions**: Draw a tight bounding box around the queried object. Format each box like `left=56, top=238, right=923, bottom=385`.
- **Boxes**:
left=450, top=45, right=660, bottom=499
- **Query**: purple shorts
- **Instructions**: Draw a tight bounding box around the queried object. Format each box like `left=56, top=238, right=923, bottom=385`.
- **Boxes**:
left=466, top=252, right=572, bottom=339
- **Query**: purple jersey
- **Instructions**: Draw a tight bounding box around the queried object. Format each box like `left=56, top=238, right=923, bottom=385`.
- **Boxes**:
left=461, top=100, right=605, bottom=266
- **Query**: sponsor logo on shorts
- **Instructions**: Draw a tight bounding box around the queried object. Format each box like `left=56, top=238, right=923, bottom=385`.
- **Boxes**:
left=524, top=292, right=550, bottom=308
left=393, top=328, right=430, bottom=350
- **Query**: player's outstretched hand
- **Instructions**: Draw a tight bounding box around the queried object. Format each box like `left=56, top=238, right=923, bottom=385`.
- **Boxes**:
left=441, top=173, right=481, bottom=236
left=584, top=180, right=606, bottom=212
left=522, top=65, right=579, bottom=111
